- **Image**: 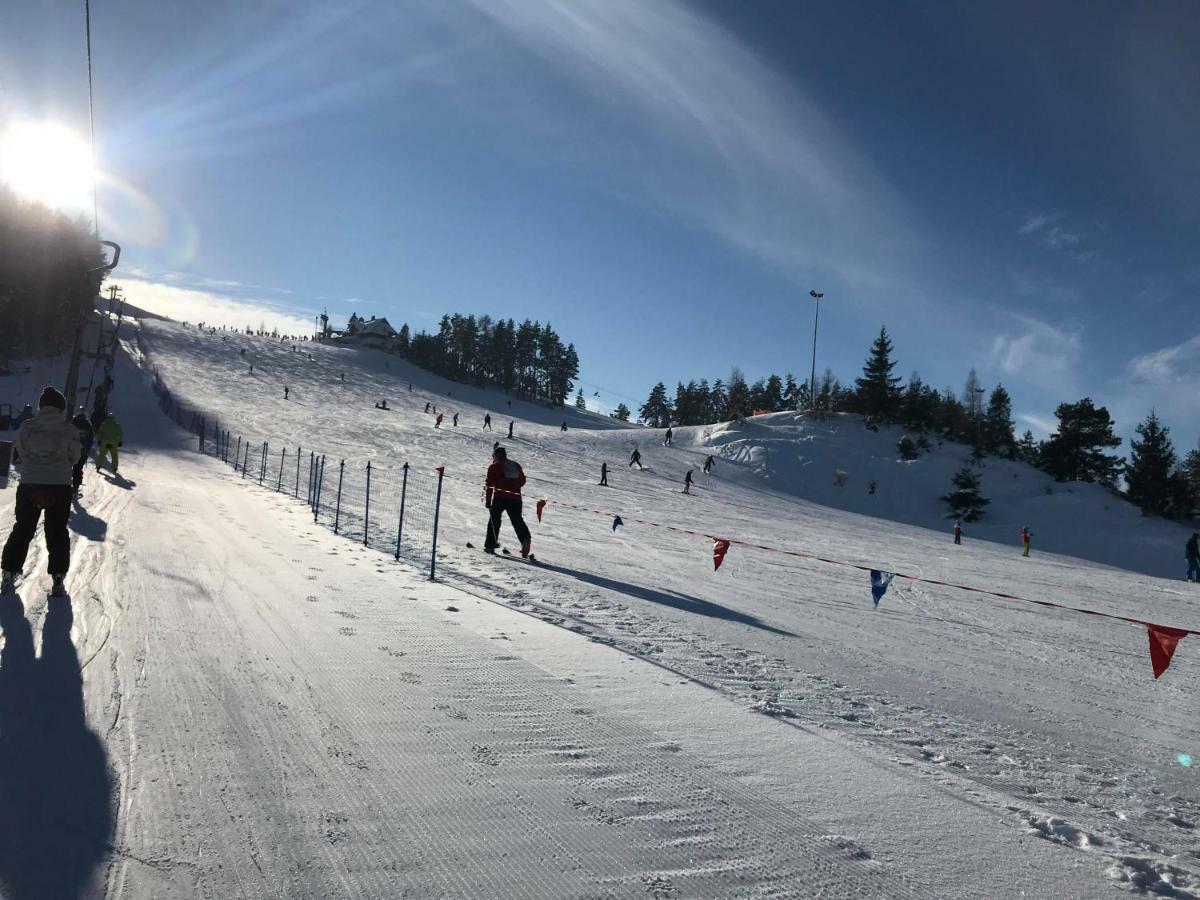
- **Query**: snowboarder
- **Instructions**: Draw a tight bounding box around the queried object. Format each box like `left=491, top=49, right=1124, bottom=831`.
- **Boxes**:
left=483, top=414, right=492, bottom=431
left=953, top=520, right=962, bottom=545
left=629, top=448, right=643, bottom=469
left=284, top=386, right=290, bottom=400
left=435, top=413, right=444, bottom=429
left=484, top=446, right=532, bottom=558
left=453, top=413, right=459, bottom=427
left=599, top=462, right=609, bottom=486
left=507, top=421, right=514, bottom=439
left=1020, top=526, right=1032, bottom=557
left=664, top=427, right=673, bottom=447
left=71, top=413, right=94, bottom=494
left=1187, top=533, right=1200, bottom=583
left=703, top=455, right=715, bottom=474
left=683, top=469, right=694, bottom=494
left=96, top=413, right=123, bottom=475
left=424, top=402, right=431, bottom=414
left=1, top=387, right=79, bottom=597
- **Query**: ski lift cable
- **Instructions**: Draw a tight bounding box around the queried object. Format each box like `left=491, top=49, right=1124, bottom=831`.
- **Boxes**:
left=84, top=0, right=100, bottom=237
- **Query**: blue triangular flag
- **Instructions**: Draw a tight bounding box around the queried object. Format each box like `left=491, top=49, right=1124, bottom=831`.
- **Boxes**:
left=612, top=515, right=623, bottom=532
left=870, top=570, right=895, bottom=608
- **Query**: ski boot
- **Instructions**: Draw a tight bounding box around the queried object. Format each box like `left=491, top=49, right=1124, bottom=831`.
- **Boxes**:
left=50, top=576, right=67, bottom=598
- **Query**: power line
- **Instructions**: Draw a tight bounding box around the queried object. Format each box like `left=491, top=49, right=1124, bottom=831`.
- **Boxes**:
left=84, top=0, right=99, bottom=236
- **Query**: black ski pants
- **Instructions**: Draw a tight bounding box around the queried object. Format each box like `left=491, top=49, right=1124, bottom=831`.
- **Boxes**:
left=2, top=484, right=73, bottom=576
left=485, top=497, right=531, bottom=551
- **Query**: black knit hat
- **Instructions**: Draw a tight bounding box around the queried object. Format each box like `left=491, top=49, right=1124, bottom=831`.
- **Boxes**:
left=39, top=386, right=66, bottom=411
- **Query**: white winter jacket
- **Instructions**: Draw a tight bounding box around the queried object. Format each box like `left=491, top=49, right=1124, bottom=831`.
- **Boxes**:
left=13, top=408, right=81, bottom=486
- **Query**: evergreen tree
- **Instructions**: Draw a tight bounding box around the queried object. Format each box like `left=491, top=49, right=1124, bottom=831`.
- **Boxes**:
left=854, top=326, right=903, bottom=422
left=1126, top=410, right=1177, bottom=517
left=942, top=466, right=990, bottom=521
left=723, top=368, right=752, bottom=420
left=574, top=389, right=586, bottom=410
left=983, top=385, right=1016, bottom=457
left=397, top=323, right=411, bottom=356
left=613, top=403, right=632, bottom=422
left=639, top=382, right=674, bottom=428
left=1182, top=447, right=1200, bottom=517
left=897, top=435, right=918, bottom=461
left=783, top=373, right=802, bottom=410
left=761, top=374, right=785, bottom=412
left=1040, top=398, right=1123, bottom=486
left=1016, top=430, right=1039, bottom=466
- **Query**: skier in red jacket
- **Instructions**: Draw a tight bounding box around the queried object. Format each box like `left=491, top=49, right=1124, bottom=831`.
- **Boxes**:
left=484, top=446, right=532, bottom=557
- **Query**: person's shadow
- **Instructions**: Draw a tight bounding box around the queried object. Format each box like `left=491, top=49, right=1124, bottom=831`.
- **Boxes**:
left=0, top=595, right=113, bottom=899
left=69, top=499, right=108, bottom=542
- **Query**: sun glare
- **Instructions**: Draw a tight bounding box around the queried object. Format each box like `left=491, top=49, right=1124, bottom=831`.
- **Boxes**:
left=0, top=120, right=94, bottom=213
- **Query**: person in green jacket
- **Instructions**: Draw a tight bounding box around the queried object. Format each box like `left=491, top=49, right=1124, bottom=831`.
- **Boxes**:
left=95, top=413, right=123, bottom=474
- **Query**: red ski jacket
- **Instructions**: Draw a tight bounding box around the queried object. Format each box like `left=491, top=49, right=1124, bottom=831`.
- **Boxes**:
left=485, top=459, right=526, bottom=505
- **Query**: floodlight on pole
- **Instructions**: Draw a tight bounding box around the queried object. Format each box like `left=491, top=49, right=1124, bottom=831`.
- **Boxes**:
left=808, top=290, right=824, bottom=410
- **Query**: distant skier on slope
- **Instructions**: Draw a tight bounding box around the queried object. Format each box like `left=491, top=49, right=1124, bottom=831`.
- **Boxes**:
left=629, top=448, right=643, bottom=469
left=1020, top=526, right=1032, bottom=557
left=953, top=520, right=962, bottom=545
left=1, top=387, right=79, bottom=597
left=453, top=413, right=459, bottom=427
left=507, top=421, right=514, bottom=439
left=284, top=386, right=290, bottom=400
left=424, top=402, right=431, bottom=414
left=1187, top=533, right=1200, bottom=583
left=435, top=413, right=444, bottom=429
left=664, top=427, right=673, bottom=447
left=484, top=446, right=532, bottom=558
left=599, top=462, right=609, bottom=486
left=375, top=399, right=389, bottom=410
left=703, top=455, right=715, bottom=474
left=483, top=414, right=492, bottom=431
left=683, top=469, right=694, bottom=494
left=561, top=421, right=568, bottom=432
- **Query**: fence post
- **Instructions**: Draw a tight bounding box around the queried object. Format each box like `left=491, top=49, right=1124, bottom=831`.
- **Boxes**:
left=295, top=447, right=301, bottom=498
left=235, top=436, right=241, bottom=469
left=430, top=466, right=445, bottom=580
left=307, top=452, right=315, bottom=508
left=314, top=455, right=326, bottom=522
left=394, top=462, right=409, bottom=560
left=242, top=440, right=250, bottom=478
left=199, top=416, right=205, bottom=453
left=363, top=461, right=372, bottom=546
left=259, top=442, right=268, bottom=484
left=277, top=448, right=286, bottom=492
left=334, top=460, right=345, bottom=534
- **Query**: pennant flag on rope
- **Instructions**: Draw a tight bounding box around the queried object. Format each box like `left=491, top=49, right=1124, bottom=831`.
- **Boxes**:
left=612, top=515, right=623, bottom=532
left=1147, top=624, right=1189, bottom=679
left=536, top=499, right=546, bottom=523
left=713, top=539, right=731, bottom=571
left=870, top=570, right=895, bottom=608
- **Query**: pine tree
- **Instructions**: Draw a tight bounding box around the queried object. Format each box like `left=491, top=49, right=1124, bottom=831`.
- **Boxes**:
left=397, top=323, right=411, bottom=356
left=897, top=435, right=918, bottom=461
left=854, top=327, right=902, bottom=422
left=574, top=389, right=586, bottom=410
left=943, top=466, right=990, bottom=521
left=1126, top=410, right=1177, bottom=517
left=613, top=403, right=631, bottom=422
left=723, top=368, right=752, bottom=420
left=639, top=382, right=674, bottom=428
left=1016, top=430, right=1039, bottom=466
left=983, top=385, right=1016, bottom=457
left=783, top=373, right=801, bottom=410
left=1040, top=398, right=1123, bottom=486
left=1182, top=448, right=1200, bottom=516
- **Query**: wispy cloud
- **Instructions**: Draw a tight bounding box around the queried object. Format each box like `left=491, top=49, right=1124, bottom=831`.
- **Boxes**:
left=990, top=314, right=1083, bottom=391
left=1019, top=213, right=1058, bottom=235
left=120, top=277, right=316, bottom=336
left=1017, top=412, right=1057, bottom=438
left=1018, top=212, right=1096, bottom=260
left=1128, top=334, right=1200, bottom=385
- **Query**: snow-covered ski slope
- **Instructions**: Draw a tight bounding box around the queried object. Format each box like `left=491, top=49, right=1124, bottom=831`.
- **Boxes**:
left=3, top=315, right=1196, bottom=897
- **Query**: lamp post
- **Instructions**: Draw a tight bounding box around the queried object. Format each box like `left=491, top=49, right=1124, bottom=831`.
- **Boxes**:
left=808, top=290, right=824, bottom=410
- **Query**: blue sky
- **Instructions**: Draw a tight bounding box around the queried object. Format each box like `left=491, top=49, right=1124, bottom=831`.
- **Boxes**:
left=3, top=0, right=1198, bottom=448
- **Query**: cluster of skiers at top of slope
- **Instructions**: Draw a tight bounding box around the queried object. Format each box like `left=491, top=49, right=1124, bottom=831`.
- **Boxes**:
left=1, top=385, right=124, bottom=597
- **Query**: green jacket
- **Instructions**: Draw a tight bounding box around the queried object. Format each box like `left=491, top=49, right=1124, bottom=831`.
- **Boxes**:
left=97, top=415, right=123, bottom=446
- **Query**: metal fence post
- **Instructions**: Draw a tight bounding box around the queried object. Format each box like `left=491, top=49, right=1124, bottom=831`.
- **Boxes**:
left=235, top=436, right=241, bottom=470
left=295, top=446, right=301, bottom=498
left=430, top=466, right=445, bottom=580
left=307, top=452, right=315, bottom=508
left=199, top=416, right=205, bottom=452
left=394, top=462, right=409, bottom=560
left=242, top=440, right=249, bottom=478
left=314, top=455, right=326, bottom=522
left=260, top=442, right=268, bottom=484
left=278, top=448, right=286, bottom=492
left=364, top=461, right=372, bottom=546
left=334, top=460, right=345, bottom=534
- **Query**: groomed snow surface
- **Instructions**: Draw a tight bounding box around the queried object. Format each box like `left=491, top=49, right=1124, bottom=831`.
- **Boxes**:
left=0, top=316, right=1196, bottom=899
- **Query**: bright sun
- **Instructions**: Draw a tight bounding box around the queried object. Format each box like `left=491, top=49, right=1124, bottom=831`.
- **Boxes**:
left=0, top=121, right=94, bottom=212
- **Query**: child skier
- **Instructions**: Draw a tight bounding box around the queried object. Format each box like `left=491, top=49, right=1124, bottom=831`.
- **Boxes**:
left=683, top=469, right=694, bottom=494
left=629, top=448, right=643, bottom=469
left=1020, top=526, right=1032, bottom=557
left=953, top=520, right=962, bottom=545
left=508, top=421, right=514, bottom=439
left=483, top=446, right=532, bottom=558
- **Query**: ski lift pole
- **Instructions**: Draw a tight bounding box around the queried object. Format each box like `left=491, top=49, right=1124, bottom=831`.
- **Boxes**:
left=429, top=466, right=445, bottom=580
left=394, top=462, right=409, bottom=560
left=334, top=461, right=345, bottom=534
left=363, top=461, right=371, bottom=546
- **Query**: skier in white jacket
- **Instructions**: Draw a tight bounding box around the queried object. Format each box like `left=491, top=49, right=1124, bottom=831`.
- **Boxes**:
left=2, top=387, right=80, bottom=596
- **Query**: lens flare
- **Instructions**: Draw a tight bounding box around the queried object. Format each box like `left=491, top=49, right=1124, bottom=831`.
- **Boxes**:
left=0, top=121, right=94, bottom=213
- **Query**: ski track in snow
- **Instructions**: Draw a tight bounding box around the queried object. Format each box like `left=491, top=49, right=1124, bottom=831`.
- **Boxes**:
left=0, top=317, right=1196, bottom=896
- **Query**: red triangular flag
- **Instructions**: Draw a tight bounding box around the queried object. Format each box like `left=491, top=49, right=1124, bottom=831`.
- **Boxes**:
left=536, top=499, right=546, bottom=523
left=713, top=538, right=730, bottom=571
left=1147, top=624, right=1189, bottom=679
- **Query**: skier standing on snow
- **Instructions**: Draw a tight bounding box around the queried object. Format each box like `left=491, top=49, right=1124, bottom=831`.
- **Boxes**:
left=664, top=427, right=673, bottom=447
left=96, top=414, right=123, bottom=475
left=284, top=386, right=289, bottom=400
left=435, top=413, right=444, bottom=429
left=424, top=402, right=431, bottom=414
left=561, top=421, right=567, bottom=432
left=483, top=446, right=532, bottom=558
left=507, top=421, right=514, bottom=439
left=483, top=414, right=492, bottom=430
left=683, top=469, right=694, bottom=494
left=703, top=455, right=715, bottom=474
left=1187, top=533, right=1200, bottom=583
left=599, top=462, right=609, bottom=486
left=953, top=520, right=962, bottom=545
left=71, top=413, right=94, bottom=494
left=1020, top=526, right=1032, bottom=557
left=453, top=413, right=459, bottom=427
left=1, top=387, right=80, bottom=597
left=629, top=448, right=643, bottom=469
